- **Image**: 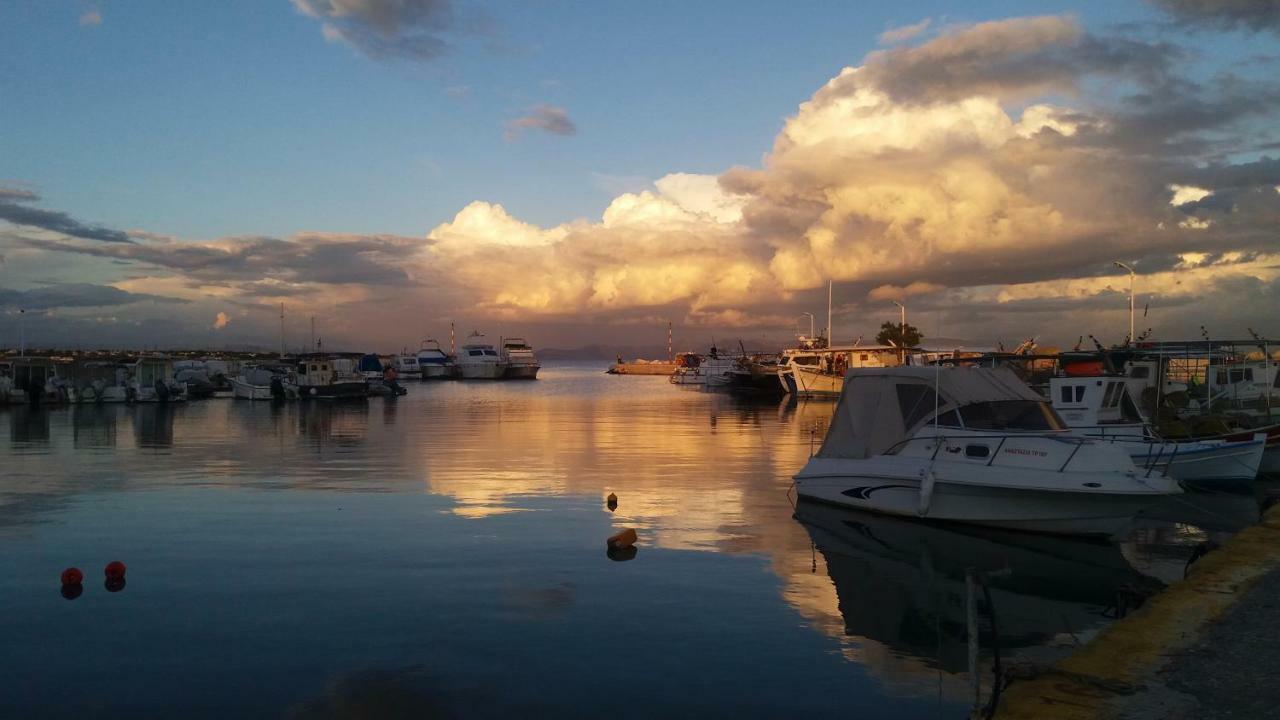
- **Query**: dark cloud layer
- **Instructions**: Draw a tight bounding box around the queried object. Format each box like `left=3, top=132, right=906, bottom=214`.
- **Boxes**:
left=0, top=283, right=187, bottom=311
left=1153, top=0, right=1280, bottom=34
left=0, top=188, right=132, bottom=243
left=22, top=232, right=420, bottom=289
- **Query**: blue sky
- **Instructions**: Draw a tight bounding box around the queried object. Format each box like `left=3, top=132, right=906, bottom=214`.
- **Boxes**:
left=3, top=0, right=1172, bottom=239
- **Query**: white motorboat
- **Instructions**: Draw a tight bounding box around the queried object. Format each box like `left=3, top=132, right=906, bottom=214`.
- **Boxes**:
left=229, top=365, right=296, bottom=401
left=794, top=367, right=1181, bottom=538
left=457, top=333, right=506, bottom=379
left=1050, top=376, right=1265, bottom=485
left=416, top=340, right=455, bottom=379
left=500, top=338, right=540, bottom=380
left=393, top=354, right=423, bottom=379
left=127, top=356, right=186, bottom=402
left=0, top=362, right=28, bottom=404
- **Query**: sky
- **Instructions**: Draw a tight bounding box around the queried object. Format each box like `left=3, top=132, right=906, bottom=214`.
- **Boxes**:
left=2, top=0, right=1279, bottom=352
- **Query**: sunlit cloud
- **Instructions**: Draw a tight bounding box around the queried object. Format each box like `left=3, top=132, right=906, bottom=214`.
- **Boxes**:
left=878, top=18, right=932, bottom=45
left=212, top=311, right=231, bottom=330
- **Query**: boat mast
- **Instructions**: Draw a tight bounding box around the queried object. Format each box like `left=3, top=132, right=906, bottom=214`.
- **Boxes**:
left=279, top=303, right=285, bottom=357
left=668, top=321, right=672, bottom=361
left=826, top=280, right=833, bottom=346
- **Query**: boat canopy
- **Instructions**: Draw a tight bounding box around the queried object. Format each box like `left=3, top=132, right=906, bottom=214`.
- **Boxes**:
left=818, top=367, right=1052, bottom=460
left=358, top=354, right=383, bottom=373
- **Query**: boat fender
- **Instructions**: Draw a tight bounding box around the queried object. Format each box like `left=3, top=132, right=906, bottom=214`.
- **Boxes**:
left=61, top=567, right=84, bottom=586
left=607, top=528, right=637, bottom=549
left=606, top=492, right=618, bottom=511
left=105, top=560, right=127, bottom=580
left=918, top=471, right=936, bottom=517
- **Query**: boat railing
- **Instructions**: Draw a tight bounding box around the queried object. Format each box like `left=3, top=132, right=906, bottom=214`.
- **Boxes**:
left=884, top=432, right=1097, bottom=473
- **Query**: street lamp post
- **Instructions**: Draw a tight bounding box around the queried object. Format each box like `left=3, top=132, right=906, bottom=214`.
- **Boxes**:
left=891, top=300, right=906, bottom=364
left=1114, top=261, right=1136, bottom=344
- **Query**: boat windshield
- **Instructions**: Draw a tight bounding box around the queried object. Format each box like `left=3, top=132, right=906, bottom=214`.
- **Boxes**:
left=957, top=401, right=1065, bottom=431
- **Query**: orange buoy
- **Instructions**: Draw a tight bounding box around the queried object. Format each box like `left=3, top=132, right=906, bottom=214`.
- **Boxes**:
left=61, top=567, right=84, bottom=586
left=606, top=493, right=618, bottom=511
left=105, top=561, right=126, bottom=580
left=606, top=528, right=637, bottom=549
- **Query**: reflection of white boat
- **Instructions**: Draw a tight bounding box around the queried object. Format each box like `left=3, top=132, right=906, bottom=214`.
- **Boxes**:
left=457, top=333, right=506, bottom=379
left=794, top=500, right=1162, bottom=672
left=229, top=365, right=296, bottom=401
left=416, top=340, right=455, bottom=379
left=1051, top=376, right=1265, bottom=484
left=501, top=338, right=540, bottom=380
left=794, top=367, right=1181, bottom=537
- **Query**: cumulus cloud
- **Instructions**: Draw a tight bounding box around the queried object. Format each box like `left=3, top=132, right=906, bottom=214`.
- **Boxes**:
left=504, top=104, right=577, bottom=141
left=292, top=0, right=489, bottom=61
left=1152, top=0, right=1280, bottom=34
left=0, top=187, right=132, bottom=243
left=212, top=311, right=230, bottom=329
left=9, top=11, right=1280, bottom=349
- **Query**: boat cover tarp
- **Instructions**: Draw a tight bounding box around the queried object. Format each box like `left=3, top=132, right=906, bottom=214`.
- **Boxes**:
left=817, top=367, right=1044, bottom=460
left=358, top=354, right=383, bottom=373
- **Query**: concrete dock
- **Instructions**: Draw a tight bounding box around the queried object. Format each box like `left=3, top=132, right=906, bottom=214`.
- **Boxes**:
left=990, top=502, right=1280, bottom=720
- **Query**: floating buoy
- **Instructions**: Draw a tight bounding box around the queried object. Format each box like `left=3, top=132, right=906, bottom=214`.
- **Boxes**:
left=104, top=561, right=126, bottom=580
left=606, top=493, right=618, bottom=511
left=607, top=545, right=638, bottom=562
left=104, top=577, right=126, bottom=593
left=606, top=528, right=637, bottom=550
left=61, top=584, right=83, bottom=600
left=61, top=567, right=84, bottom=586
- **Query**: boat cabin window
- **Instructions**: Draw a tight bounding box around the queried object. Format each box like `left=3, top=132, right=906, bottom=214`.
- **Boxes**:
left=1060, top=385, right=1073, bottom=404
left=469, top=350, right=484, bottom=357
left=484, top=350, right=499, bottom=357
left=309, top=364, right=318, bottom=372
left=793, top=356, right=819, bottom=366
left=860, top=354, right=868, bottom=361
left=1129, top=365, right=1150, bottom=379
left=965, top=444, right=990, bottom=458
left=936, top=409, right=963, bottom=428
left=895, top=384, right=939, bottom=429
left=958, top=401, right=1065, bottom=431
left=1101, top=381, right=1125, bottom=409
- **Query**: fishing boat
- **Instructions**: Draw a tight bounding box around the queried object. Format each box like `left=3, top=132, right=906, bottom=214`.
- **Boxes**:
left=285, top=356, right=368, bottom=400
left=416, top=340, right=456, bottom=379
left=725, top=355, right=785, bottom=398
left=501, top=338, right=540, bottom=379
left=1049, top=375, right=1265, bottom=485
left=794, top=367, right=1181, bottom=538
left=229, top=365, right=295, bottom=401
left=607, top=359, right=679, bottom=375
left=778, top=343, right=900, bottom=398
left=65, top=361, right=129, bottom=403
left=5, top=357, right=68, bottom=405
left=127, top=356, right=186, bottom=402
left=456, top=333, right=506, bottom=379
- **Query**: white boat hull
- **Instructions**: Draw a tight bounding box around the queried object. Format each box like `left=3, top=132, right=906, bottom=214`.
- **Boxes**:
left=229, top=377, right=280, bottom=400
left=458, top=363, right=506, bottom=379
left=792, top=365, right=843, bottom=398
left=795, top=457, right=1176, bottom=538
left=504, top=363, right=540, bottom=380
left=420, top=364, right=454, bottom=380
left=1127, top=437, right=1265, bottom=484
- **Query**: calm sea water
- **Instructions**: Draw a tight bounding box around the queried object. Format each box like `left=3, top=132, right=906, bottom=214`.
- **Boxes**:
left=0, top=363, right=1265, bottom=719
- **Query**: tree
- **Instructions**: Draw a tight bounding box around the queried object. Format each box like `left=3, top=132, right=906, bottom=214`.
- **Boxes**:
left=875, top=321, right=923, bottom=348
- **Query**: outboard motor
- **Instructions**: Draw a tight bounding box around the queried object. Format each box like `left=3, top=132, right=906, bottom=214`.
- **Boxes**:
left=269, top=376, right=286, bottom=402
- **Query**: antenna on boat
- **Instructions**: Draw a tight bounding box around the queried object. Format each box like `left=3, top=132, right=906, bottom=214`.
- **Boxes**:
left=279, top=303, right=285, bottom=357
left=668, top=321, right=673, bottom=361
left=450, top=322, right=456, bottom=356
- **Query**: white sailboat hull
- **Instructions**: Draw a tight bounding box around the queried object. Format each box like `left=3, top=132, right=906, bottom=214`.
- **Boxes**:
left=229, top=377, right=278, bottom=400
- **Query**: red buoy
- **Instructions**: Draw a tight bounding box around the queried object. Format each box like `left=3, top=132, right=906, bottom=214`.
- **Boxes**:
left=104, top=561, right=127, bottom=580
left=60, top=567, right=84, bottom=586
